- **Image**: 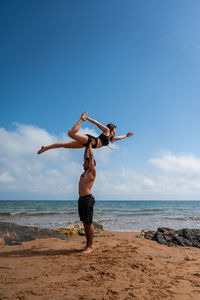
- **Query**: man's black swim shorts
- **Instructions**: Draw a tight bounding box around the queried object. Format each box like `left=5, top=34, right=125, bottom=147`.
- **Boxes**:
left=78, top=194, right=95, bottom=225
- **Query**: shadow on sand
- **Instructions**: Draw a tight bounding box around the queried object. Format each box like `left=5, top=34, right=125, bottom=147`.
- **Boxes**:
left=0, top=248, right=83, bottom=258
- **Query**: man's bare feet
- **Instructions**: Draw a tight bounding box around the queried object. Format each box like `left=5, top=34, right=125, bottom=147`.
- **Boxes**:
left=37, top=146, right=46, bottom=155
left=81, top=112, right=88, bottom=121
left=82, top=246, right=93, bottom=254
left=80, top=245, right=88, bottom=252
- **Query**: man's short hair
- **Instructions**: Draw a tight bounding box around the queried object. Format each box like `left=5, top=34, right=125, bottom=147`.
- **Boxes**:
left=86, top=158, right=96, bottom=166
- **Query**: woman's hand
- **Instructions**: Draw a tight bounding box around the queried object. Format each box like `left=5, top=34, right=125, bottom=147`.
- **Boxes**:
left=127, top=132, right=134, bottom=137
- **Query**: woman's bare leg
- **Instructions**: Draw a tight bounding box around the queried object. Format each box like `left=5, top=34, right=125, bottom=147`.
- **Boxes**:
left=68, top=112, right=89, bottom=145
left=68, top=111, right=87, bottom=133
left=37, top=141, right=84, bottom=154
left=37, top=112, right=89, bottom=155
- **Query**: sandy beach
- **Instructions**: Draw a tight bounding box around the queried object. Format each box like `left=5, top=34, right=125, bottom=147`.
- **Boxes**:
left=0, top=232, right=200, bottom=300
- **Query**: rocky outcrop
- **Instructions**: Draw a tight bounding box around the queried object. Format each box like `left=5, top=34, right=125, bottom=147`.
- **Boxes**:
left=54, top=222, right=111, bottom=237
left=0, top=222, right=68, bottom=246
left=140, top=227, right=200, bottom=248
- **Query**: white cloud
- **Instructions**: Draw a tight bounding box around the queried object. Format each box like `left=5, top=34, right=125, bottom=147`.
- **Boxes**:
left=150, top=152, right=200, bottom=175
left=0, top=172, right=15, bottom=184
left=0, top=124, right=200, bottom=200
left=148, top=152, right=200, bottom=198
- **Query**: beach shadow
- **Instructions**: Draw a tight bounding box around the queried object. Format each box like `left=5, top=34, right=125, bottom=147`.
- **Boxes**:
left=0, top=248, right=83, bottom=258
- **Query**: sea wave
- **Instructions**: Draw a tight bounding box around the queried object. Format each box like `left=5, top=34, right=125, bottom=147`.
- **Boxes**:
left=164, top=216, right=200, bottom=221
left=115, top=212, right=153, bottom=217
left=143, top=209, right=163, bottom=212
left=164, top=217, right=186, bottom=221
left=96, top=218, right=117, bottom=223
left=98, top=208, right=163, bottom=214
left=0, top=211, right=76, bottom=217
left=0, top=212, right=12, bottom=216
left=189, top=216, right=200, bottom=221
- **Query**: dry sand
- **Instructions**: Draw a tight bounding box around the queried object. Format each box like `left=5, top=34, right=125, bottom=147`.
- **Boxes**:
left=0, top=232, right=200, bottom=300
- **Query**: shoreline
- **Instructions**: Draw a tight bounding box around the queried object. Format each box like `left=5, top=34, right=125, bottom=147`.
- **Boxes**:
left=1, top=200, right=200, bottom=232
left=1, top=231, right=200, bottom=299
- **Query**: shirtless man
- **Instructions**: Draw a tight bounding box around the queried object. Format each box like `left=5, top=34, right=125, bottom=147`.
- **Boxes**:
left=78, top=143, right=96, bottom=253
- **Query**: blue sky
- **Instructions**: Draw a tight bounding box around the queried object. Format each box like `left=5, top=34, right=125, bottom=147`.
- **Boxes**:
left=1, top=1, right=200, bottom=200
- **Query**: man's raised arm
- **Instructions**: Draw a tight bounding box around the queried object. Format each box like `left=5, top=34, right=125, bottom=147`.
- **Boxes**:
left=88, top=144, right=96, bottom=174
left=84, top=146, right=88, bottom=161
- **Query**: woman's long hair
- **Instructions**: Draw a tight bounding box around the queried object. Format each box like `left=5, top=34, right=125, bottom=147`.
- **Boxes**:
left=106, top=123, right=116, bottom=143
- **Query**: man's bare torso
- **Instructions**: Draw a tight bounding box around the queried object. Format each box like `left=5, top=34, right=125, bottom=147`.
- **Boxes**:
left=79, top=169, right=96, bottom=197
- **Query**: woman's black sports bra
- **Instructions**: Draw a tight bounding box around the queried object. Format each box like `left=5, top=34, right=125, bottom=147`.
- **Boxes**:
left=98, top=133, right=110, bottom=146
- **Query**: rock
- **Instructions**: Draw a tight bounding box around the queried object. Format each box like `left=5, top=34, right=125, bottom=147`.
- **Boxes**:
left=54, top=222, right=110, bottom=237
left=139, top=229, right=155, bottom=239
left=141, top=227, right=200, bottom=248
left=155, top=232, right=168, bottom=246
left=0, top=222, right=68, bottom=246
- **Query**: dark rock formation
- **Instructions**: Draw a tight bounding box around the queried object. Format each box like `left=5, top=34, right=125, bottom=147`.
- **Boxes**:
left=0, top=222, right=68, bottom=246
left=141, top=227, right=200, bottom=248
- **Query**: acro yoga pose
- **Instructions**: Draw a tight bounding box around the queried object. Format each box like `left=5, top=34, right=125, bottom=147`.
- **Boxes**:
left=37, top=112, right=133, bottom=154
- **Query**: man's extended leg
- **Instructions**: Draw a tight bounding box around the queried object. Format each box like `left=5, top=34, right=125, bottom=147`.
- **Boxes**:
left=83, top=222, right=94, bottom=253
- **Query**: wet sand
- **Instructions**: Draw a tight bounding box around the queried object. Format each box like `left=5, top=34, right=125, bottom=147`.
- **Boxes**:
left=0, top=232, right=200, bottom=299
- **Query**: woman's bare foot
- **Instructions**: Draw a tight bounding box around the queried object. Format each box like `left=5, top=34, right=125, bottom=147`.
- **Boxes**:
left=82, top=246, right=93, bottom=254
left=81, top=112, right=88, bottom=121
left=37, top=146, right=47, bottom=155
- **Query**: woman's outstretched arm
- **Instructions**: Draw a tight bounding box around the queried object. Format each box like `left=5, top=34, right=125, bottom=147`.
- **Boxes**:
left=86, top=116, right=110, bottom=134
left=112, top=132, right=134, bottom=142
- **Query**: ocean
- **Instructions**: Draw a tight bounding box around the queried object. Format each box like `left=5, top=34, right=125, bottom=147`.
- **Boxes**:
left=0, top=200, right=200, bottom=232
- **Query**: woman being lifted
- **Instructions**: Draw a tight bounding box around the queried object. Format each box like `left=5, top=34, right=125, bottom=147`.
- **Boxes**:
left=37, top=112, right=133, bottom=154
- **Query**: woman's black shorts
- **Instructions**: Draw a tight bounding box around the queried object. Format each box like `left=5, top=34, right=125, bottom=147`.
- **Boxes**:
left=78, top=194, right=95, bottom=225
left=83, top=134, right=98, bottom=148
